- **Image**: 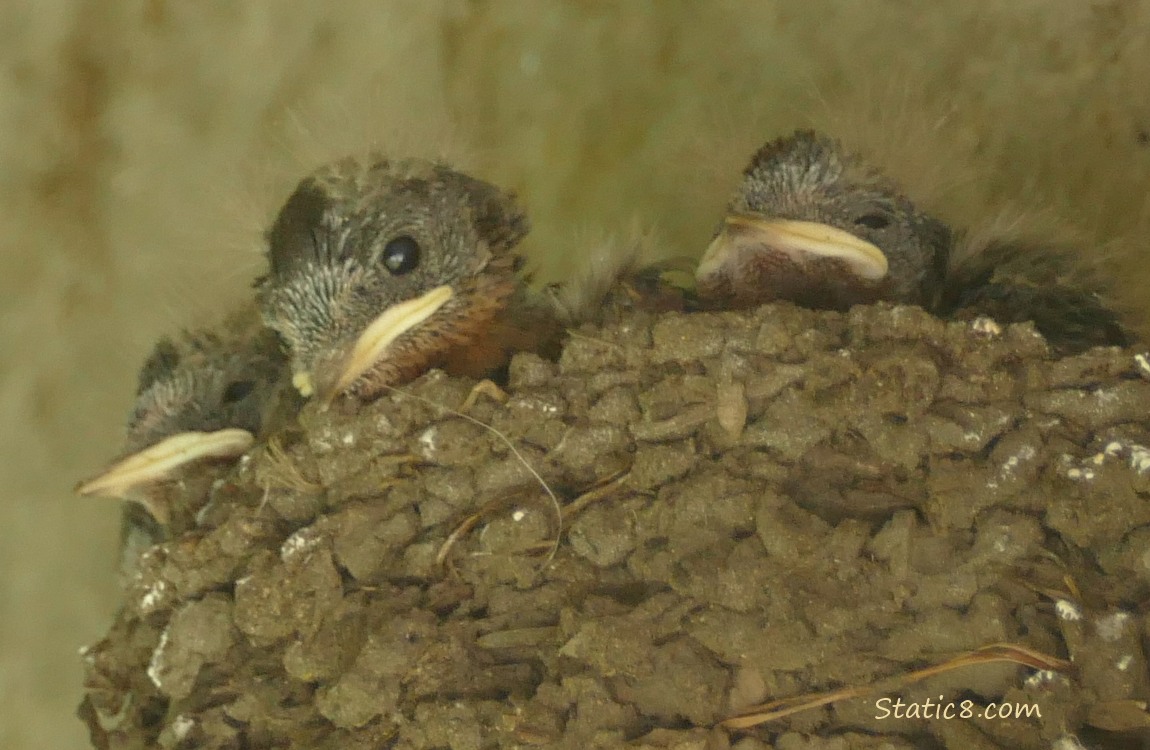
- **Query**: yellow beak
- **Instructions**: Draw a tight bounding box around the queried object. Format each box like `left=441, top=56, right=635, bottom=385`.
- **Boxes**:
left=306, top=284, right=454, bottom=400
left=697, top=215, right=889, bottom=283
left=75, top=428, right=255, bottom=501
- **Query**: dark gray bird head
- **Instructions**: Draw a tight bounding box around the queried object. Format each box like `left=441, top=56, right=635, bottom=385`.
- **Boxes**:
left=696, top=130, right=952, bottom=310
left=76, top=311, right=287, bottom=524
left=256, top=156, right=529, bottom=401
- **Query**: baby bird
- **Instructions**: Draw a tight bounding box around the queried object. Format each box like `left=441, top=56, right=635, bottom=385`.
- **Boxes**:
left=258, top=156, right=558, bottom=402
left=696, top=130, right=1130, bottom=353
left=76, top=307, right=289, bottom=534
left=697, top=130, right=951, bottom=311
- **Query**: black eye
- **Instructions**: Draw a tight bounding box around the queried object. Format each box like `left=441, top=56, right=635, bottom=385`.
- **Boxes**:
left=222, top=380, right=255, bottom=404
left=382, top=235, right=421, bottom=275
left=856, top=213, right=891, bottom=230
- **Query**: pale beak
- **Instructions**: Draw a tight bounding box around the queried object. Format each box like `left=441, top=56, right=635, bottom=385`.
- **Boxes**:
left=75, top=428, right=255, bottom=501
left=313, top=284, right=454, bottom=400
left=697, top=215, right=889, bottom=283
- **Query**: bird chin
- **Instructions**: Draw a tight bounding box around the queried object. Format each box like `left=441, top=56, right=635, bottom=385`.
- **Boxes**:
left=74, top=428, right=255, bottom=523
left=697, top=215, right=889, bottom=309
left=316, top=284, right=456, bottom=401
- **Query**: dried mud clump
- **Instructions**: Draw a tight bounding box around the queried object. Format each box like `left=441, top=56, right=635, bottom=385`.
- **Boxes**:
left=79, top=302, right=1150, bottom=749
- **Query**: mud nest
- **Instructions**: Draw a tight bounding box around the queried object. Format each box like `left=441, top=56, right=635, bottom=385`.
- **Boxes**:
left=79, top=302, right=1150, bottom=749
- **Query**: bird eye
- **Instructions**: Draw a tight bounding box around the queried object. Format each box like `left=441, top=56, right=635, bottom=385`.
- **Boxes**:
left=382, top=235, right=421, bottom=275
left=856, top=213, right=891, bottom=230
left=222, top=380, right=255, bottom=404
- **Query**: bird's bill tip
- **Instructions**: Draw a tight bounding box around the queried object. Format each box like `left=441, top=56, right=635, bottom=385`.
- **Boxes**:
left=697, top=215, right=889, bottom=283
left=318, top=284, right=455, bottom=400
left=74, top=428, right=256, bottom=499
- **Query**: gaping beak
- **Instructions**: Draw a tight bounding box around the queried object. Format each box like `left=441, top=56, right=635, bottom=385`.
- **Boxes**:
left=696, top=215, right=889, bottom=284
left=75, top=428, right=255, bottom=514
left=301, top=284, right=455, bottom=401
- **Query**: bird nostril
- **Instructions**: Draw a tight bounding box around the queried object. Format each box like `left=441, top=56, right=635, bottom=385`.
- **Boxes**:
left=855, top=213, right=891, bottom=230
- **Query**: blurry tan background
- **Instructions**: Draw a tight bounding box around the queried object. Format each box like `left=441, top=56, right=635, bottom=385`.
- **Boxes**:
left=2, top=2, right=1149, bottom=747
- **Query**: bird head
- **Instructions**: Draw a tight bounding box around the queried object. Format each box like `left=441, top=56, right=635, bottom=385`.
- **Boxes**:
left=257, top=157, right=529, bottom=401
left=696, top=130, right=952, bottom=310
left=75, top=320, right=286, bottom=523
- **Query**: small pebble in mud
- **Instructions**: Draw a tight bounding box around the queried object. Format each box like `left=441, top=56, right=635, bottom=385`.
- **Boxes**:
left=1135, top=352, right=1150, bottom=380
left=1056, top=599, right=1084, bottom=622
left=715, top=378, right=748, bottom=441
left=971, top=316, right=1003, bottom=335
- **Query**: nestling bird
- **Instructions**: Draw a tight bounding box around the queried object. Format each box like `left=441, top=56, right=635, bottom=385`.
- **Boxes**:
left=696, top=130, right=1131, bottom=353
left=258, top=156, right=559, bottom=401
left=76, top=307, right=290, bottom=572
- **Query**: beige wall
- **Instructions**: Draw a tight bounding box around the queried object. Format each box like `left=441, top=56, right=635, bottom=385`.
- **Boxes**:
left=3, top=2, right=1148, bottom=747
